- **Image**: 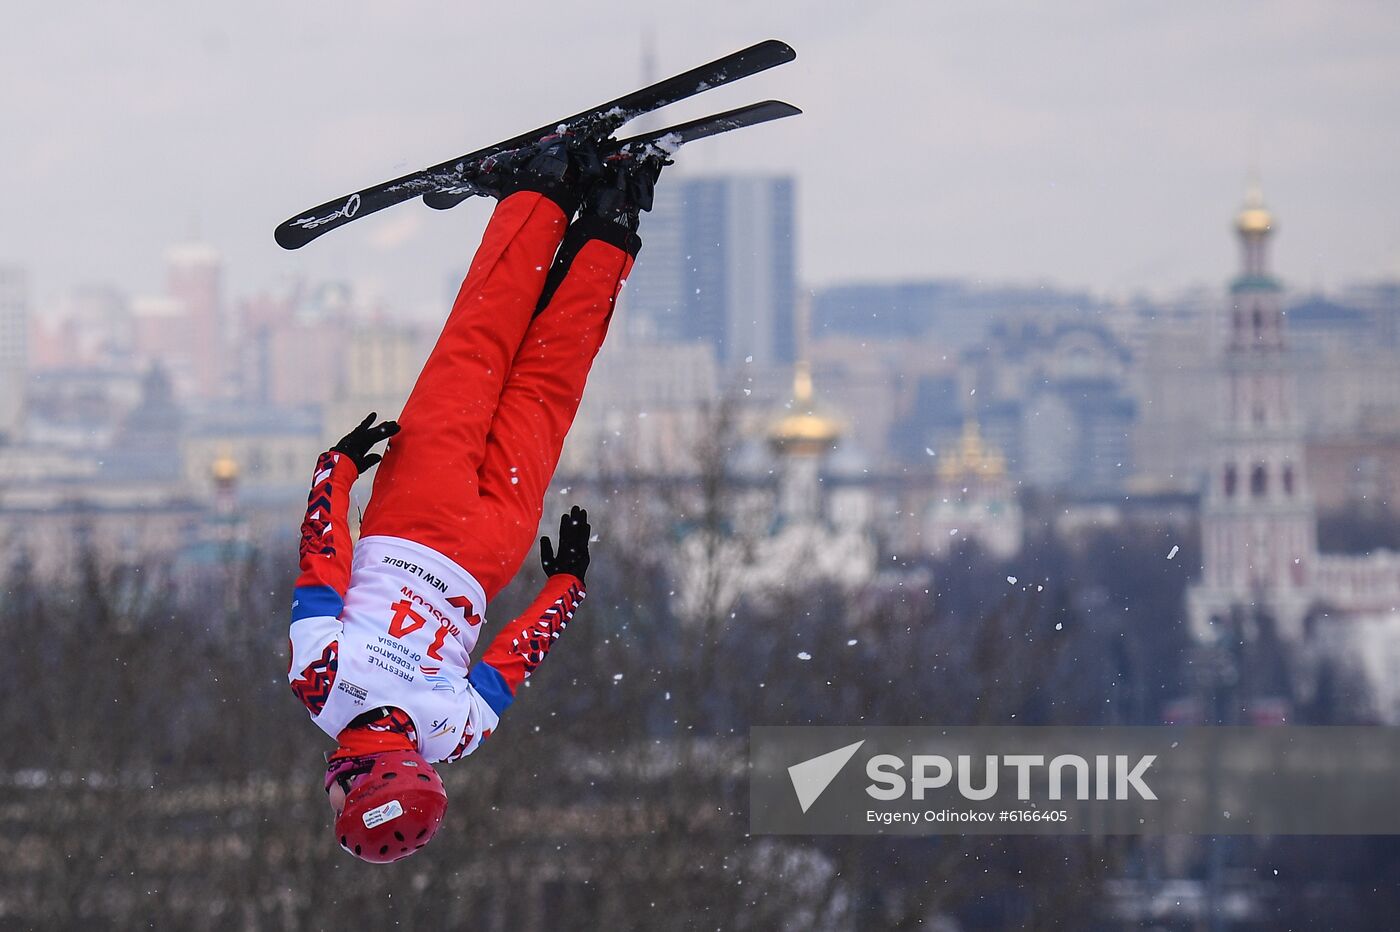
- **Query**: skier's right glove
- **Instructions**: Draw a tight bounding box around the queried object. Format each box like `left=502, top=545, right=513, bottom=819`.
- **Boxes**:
left=331, top=412, right=400, bottom=473
left=540, top=505, right=591, bottom=584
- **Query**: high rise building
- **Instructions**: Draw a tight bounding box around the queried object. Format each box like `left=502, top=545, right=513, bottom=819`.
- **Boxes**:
left=623, top=175, right=796, bottom=369
left=241, top=282, right=353, bottom=410
left=0, top=266, right=28, bottom=441
left=166, top=242, right=225, bottom=398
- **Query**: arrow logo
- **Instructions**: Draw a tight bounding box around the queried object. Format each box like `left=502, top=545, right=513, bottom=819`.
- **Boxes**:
left=787, top=740, right=865, bottom=813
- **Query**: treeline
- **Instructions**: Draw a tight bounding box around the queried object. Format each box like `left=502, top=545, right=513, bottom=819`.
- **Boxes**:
left=0, top=493, right=1397, bottom=929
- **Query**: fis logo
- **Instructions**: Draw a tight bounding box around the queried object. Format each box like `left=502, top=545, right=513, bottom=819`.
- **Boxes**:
left=427, top=717, right=457, bottom=740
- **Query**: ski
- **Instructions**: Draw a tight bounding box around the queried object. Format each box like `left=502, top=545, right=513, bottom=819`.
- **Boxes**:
left=603, top=100, right=802, bottom=160
left=274, top=39, right=796, bottom=250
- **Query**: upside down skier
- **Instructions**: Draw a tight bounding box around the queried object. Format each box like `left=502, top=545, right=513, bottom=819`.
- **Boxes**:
left=287, top=139, right=665, bottom=863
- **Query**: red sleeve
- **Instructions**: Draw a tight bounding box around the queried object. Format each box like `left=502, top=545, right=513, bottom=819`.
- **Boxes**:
left=474, top=574, right=586, bottom=697
left=292, top=450, right=360, bottom=620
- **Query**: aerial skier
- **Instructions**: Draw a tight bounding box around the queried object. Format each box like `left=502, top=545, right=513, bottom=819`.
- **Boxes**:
left=286, top=141, right=664, bottom=863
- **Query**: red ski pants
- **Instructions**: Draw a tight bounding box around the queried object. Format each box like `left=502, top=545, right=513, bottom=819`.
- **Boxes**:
left=360, top=191, right=637, bottom=600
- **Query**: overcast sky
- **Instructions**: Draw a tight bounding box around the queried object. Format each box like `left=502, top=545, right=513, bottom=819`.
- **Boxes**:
left=4, top=1, right=1398, bottom=317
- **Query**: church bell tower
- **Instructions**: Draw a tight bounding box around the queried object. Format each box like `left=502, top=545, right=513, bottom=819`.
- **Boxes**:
left=1189, top=183, right=1317, bottom=643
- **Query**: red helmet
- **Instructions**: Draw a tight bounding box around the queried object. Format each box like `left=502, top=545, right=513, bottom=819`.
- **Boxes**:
left=327, top=750, right=448, bottom=863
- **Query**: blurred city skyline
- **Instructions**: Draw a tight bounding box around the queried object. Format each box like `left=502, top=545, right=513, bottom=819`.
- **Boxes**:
left=4, top=0, right=1400, bottom=317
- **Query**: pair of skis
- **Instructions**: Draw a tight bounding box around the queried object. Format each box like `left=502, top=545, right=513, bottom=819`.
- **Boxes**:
left=275, top=40, right=799, bottom=250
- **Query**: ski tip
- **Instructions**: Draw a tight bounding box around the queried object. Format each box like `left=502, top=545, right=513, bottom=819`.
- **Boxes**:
left=763, top=100, right=803, bottom=118
left=755, top=38, right=798, bottom=61
left=274, top=224, right=306, bottom=250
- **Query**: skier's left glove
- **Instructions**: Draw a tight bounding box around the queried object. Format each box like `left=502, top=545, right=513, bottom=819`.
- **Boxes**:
left=540, top=505, right=590, bottom=584
left=331, top=412, right=400, bottom=473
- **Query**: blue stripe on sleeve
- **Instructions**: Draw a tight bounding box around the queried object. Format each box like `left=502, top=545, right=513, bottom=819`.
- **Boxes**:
left=468, top=662, right=515, bottom=715
left=291, top=585, right=344, bottom=622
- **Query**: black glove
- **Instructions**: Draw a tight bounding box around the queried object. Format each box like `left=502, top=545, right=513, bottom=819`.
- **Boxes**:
left=331, top=412, right=400, bottom=472
left=540, top=505, right=590, bottom=583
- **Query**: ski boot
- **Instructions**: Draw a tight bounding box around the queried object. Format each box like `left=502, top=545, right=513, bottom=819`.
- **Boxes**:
left=474, top=133, right=603, bottom=213
left=579, top=148, right=670, bottom=232
left=529, top=147, right=666, bottom=316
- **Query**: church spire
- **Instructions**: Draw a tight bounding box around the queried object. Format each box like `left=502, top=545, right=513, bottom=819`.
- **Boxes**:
left=768, top=293, right=842, bottom=456
left=1235, top=176, right=1276, bottom=279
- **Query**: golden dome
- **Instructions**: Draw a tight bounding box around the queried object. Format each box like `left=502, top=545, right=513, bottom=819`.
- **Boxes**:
left=1235, top=180, right=1274, bottom=235
left=768, top=361, right=842, bottom=454
left=937, top=420, right=1006, bottom=482
left=210, top=451, right=240, bottom=483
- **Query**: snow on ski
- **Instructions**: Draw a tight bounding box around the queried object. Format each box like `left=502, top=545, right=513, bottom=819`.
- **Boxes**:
left=423, top=100, right=803, bottom=202
left=603, top=100, right=802, bottom=160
